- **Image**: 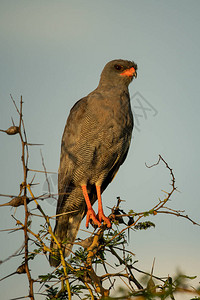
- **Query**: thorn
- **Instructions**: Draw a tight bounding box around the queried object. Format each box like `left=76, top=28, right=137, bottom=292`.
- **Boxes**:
left=11, top=117, right=15, bottom=126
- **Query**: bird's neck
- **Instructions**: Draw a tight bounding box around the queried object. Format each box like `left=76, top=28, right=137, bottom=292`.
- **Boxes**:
left=97, top=80, right=129, bottom=94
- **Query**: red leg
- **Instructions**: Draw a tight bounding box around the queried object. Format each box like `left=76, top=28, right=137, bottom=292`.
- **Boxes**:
left=96, top=185, right=111, bottom=228
left=81, top=185, right=101, bottom=228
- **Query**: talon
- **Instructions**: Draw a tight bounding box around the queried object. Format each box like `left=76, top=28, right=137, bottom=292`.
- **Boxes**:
left=86, top=208, right=101, bottom=228
left=97, top=211, right=111, bottom=228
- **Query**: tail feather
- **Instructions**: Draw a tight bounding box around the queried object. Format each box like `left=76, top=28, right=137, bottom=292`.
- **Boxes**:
left=49, top=212, right=84, bottom=267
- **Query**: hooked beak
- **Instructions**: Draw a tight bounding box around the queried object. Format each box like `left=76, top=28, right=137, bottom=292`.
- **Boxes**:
left=120, top=67, right=137, bottom=79
left=133, top=70, right=137, bottom=78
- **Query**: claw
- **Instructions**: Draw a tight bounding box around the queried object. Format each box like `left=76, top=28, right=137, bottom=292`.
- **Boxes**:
left=86, top=208, right=101, bottom=228
left=97, top=211, right=111, bottom=228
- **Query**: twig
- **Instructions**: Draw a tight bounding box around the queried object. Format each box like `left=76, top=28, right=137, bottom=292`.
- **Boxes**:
left=158, top=210, right=200, bottom=226
left=28, top=168, right=56, bottom=174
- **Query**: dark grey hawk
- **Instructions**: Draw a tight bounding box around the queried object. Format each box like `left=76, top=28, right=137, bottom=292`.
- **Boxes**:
left=49, top=59, right=137, bottom=266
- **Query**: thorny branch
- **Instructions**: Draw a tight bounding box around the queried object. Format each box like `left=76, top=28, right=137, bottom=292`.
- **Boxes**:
left=15, top=96, right=34, bottom=299
left=0, top=97, right=199, bottom=300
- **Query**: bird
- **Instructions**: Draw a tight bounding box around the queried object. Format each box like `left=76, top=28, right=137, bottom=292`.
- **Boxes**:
left=49, top=59, right=137, bottom=266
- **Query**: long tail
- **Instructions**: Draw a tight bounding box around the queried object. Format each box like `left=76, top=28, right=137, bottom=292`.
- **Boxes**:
left=49, top=212, right=84, bottom=267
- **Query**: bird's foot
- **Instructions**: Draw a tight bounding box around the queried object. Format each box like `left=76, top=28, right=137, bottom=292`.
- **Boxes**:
left=97, top=211, right=112, bottom=228
left=86, top=208, right=101, bottom=228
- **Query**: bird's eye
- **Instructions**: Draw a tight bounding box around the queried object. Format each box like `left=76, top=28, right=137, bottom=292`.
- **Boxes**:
left=114, top=64, right=123, bottom=71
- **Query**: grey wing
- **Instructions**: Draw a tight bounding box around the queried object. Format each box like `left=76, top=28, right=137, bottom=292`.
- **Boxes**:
left=56, top=97, right=89, bottom=214
left=101, top=142, right=131, bottom=194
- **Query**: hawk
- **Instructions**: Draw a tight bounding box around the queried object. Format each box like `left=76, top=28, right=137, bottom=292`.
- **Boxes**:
left=49, top=59, right=137, bottom=266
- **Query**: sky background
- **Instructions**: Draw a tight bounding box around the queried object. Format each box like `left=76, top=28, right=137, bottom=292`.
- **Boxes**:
left=0, top=1, right=200, bottom=299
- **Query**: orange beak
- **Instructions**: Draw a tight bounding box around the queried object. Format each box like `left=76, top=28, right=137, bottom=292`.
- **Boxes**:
left=120, top=67, right=137, bottom=78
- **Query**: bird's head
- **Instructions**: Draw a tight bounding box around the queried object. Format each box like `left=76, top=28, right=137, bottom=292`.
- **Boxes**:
left=99, top=59, right=137, bottom=88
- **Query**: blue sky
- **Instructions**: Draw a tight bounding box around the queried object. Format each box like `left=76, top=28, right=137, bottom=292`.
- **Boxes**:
left=0, top=1, right=200, bottom=299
